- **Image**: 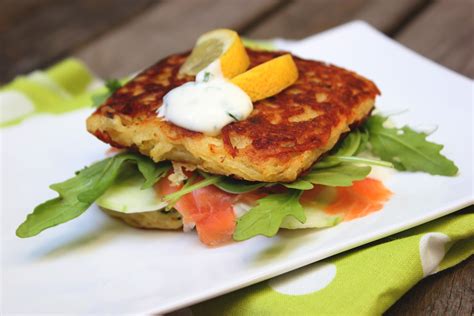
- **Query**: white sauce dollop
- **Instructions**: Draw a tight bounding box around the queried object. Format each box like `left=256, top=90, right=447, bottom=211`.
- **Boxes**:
left=158, top=61, right=253, bottom=136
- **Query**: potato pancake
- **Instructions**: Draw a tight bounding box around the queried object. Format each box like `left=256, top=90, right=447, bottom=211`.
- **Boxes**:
left=87, top=50, right=379, bottom=182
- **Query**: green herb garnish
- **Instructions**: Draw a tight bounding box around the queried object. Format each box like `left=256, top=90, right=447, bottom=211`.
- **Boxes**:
left=91, top=79, right=123, bottom=107
left=227, top=112, right=239, bottom=121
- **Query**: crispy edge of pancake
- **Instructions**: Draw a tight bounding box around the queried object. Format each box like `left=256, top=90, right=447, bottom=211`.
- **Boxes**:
left=87, top=97, right=374, bottom=182
left=102, top=208, right=183, bottom=230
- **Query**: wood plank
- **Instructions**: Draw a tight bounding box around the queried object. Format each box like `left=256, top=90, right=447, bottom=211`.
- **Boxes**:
left=74, top=0, right=281, bottom=79
left=386, top=254, right=474, bottom=316
left=245, top=0, right=429, bottom=39
left=2, top=2, right=471, bottom=314
left=395, top=0, right=474, bottom=78
left=0, top=0, right=157, bottom=83
left=0, top=0, right=56, bottom=32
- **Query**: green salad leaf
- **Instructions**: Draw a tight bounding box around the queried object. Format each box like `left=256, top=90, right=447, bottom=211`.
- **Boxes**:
left=282, top=180, right=314, bottom=190
left=356, top=128, right=370, bottom=154
left=163, top=175, right=223, bottom=207
left=91, top=79, right=123, bottom=107
left=283, top=130, right=382, bottom=190
left=304, top=164, right=371, bottom=186
left=16, top=153, right=170, bottom=238
left=314, top=131, right=362, bottom=169
left=334, top=156, right=393, bottom=167
left=366, top=115, right=458, bottom=176
left=286, top=164, right=372, bottom=190
left=198, top=171, right=268, bottom=193
left=233, top=190, right=305, bottom=241
left=213, top=177, right=267, bottom=194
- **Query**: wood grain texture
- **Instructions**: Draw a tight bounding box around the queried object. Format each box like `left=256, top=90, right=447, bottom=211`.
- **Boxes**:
left=396, top=0, right=474, bottom=78
left=74, top=0, right=281, bottom=79
left=0, top=0, right=156, bottom=83
left=0, top=0, right=56, bottom=32
left=245, top=0, right=429, bottom=39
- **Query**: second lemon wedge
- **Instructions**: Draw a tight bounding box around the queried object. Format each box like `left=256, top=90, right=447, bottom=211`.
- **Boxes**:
left=179, top=29, right=249, bottom=78
left=231, top=54, right=299, bottom=102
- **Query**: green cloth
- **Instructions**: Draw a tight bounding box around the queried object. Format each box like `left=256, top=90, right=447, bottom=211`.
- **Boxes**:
left=0, top=58, right=94, bottom=128
left=192, top=213, right=473, bottom=315
left=2, top=59, right=472, bottom=315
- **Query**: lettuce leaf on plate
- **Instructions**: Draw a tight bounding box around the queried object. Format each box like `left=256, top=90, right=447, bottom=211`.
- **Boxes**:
left=16, top=153, right=170, bottom=238
left=366, top=115, right=458, bottom=176
left=233, top=190, right=305, bottom=241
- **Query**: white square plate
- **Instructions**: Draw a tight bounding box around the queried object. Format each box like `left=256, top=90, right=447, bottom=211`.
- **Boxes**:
left=2, top=21, right=473, bottom=314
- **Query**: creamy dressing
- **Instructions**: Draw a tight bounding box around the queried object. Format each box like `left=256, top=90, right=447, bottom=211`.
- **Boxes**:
left=158, top=61, right=253, bottom=136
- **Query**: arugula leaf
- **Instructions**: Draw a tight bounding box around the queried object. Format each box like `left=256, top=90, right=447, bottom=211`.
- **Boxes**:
left=335, top=156, right=393, bottom=168
left=284, top=161, right=372, bottom=190
left=356, top=128, right=370, bottom=154
left=140, top=160, right=171, bottom=189
left=366, top=115, right=458, bottom=176
left=282, top=180, right=314, bottom=190
left=91, top=79, right=123, bottom=107
left=302, top=164, right=371, bottom=187
left=16, top=152, right=170, bottom=238
left=163, top=176, right=222, bottom=207
left=215, top=177, right=267, bottom=193
left=233, top=190, right=305, bottom=241
left=314, top=131, right=362, bottom=169
left=334, top=130, right=362, bottom=157
left=198, top=170, right=267, bottom=193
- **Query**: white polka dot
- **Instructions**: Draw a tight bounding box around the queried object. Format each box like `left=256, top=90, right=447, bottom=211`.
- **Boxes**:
left=0, top=91, right=35, bottom=123
left=29, top=71, right=71, bottom=98
left=269, top=262, right=336, bottom=295
left=419, top=232, right=450, bottom=277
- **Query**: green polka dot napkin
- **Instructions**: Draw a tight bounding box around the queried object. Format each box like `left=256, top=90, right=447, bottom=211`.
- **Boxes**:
left=2, top=59, right=472, bottom=315
left=191, top=213, right=473, bottom=315
left=0, top=58, right=95, bottom=128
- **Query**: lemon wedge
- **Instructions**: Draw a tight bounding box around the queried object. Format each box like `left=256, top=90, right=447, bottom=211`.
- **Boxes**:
left=179, top=29, right=250, bottom=78
left=231, top=54, right=299, bottom=102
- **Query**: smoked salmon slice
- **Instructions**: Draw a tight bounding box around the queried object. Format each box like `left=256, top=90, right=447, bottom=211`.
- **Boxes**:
left=156, top=177, right=237, bottom=246
left=325, top=178, right=392, bottom=220
left=156, top=174, right=392, bottom=245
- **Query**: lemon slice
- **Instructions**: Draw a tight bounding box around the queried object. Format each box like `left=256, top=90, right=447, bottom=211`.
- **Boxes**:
left=179, top=29, right=250, bottom=78
left=231, top=54, right=299, bottom=102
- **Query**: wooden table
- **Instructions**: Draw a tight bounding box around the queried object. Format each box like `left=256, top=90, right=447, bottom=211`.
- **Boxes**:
left=2, top=1, right=472, bottom=314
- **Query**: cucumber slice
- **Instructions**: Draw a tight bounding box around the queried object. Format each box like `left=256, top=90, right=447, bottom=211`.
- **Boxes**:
left=96, top=174, right=167, bottom=213
left=281, top=187, right=342, bottom=229
left=280, top=205, right=342, bottom=229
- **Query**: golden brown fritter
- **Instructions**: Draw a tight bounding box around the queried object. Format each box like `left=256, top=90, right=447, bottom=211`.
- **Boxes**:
left=87, top=49, right=380, bottom=182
